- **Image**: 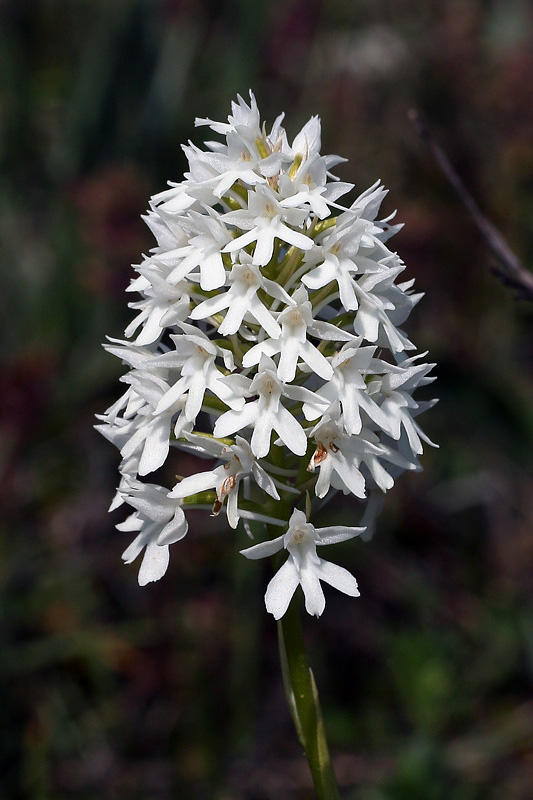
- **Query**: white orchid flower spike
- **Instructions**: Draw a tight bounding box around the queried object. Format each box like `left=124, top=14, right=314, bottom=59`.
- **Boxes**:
left=98, top=91, right=436, bottom=615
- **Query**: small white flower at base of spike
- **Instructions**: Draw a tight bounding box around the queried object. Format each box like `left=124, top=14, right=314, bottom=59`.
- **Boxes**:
left=241, top=509, right=363, bottom=619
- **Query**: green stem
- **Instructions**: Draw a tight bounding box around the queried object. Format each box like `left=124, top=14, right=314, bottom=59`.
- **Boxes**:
left=277, top=596, right=341, bottom=799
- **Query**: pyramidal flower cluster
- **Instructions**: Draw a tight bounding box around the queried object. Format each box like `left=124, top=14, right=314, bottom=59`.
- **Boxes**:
left=97, top=92, right=436, bottom=619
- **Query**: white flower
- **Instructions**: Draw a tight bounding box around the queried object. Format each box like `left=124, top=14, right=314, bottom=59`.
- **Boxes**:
left=302, top=338, right=398, bottom=435
left=206, top=127, right=285, bottom=198
left=143, top=200, right=191, bottom=249
left=118, top=480, right=188, bottom=585
left=195, top=90, right=262, bottom=137
left=302, top=217, right=375, bottom=311
left=279, top=154, right=353, bottom=219
left=222, top=185, right=313, bottom=266
left=99, top=371, right=182, bottom=477
left=213, top=355, right=320, bottom=458
left=241, top=509, right=362, bottom=618
left=170, top=435, right=279, bottom=528
left=158, top=210, right=231, bottom=291
left=148, top=323, right=243, bottom=420
left=372, top=355, right=437, bottom=454
left=307, top=413, right=415, bottom=498
left=124, top=264, right=192, bottom=345
left=289, top=115, right=322, bottom=161
left=350, top=261, right=416, bottom=352
left=242, top=286, right=353, bottom=382
left=190, top=257, right=292, bottom=338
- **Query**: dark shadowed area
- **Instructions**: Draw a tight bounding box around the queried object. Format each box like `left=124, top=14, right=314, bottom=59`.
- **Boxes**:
left=1, top=1, right=532, bottom=798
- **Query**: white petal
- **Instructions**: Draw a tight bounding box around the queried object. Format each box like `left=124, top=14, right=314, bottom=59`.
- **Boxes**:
left=224, top=228, right=258, bottom=252
left=216, top=374, right=250, bottom=409
left=226, top=488, right=240, bottom=529
left=300, top=560, right=326, bottom=617
left=337, top=270, right=359, bottom=311
left=242, top=339, right=280, bottom=368
left=184, top=373, right=207, bottom=420
left=310, top=320, right=354, bottom=341
left=276, top=221, right=313, bottom=251
left=109, top=491, right=126, bottom=512
left=189, top=293, right=230, bottom=320
left=237, top=509, right=287, bottom=527
left=252, top=464, right=280, bottom=500
left=138, top=542, right=170, bottom=585
left=283, top=383, right=327, bottom=404
left=183, top=432, right=226, bottom=456
left=315, top=459, right=334, bottom=498
left=200, top=253, right=226, bottom=292
left=135, top=307, right=165, bottom=345
left=218, top=294, right=248, bottom=334
left=121, top=533, right=144, bottom=564
left=264, top=558, right=300, bottom=619
left=333, top=453, right=366, bottom=498
left=302, top=261, right=336, bottom=290
left=300, top=341, right=333, bottom=380
left=120, top=424, right=148, bottom=460
left=167, top=259, right=195, bottom=284
left=316, top=559, right=359, bottom=597
left=139, top=418, right=170, bottom=476
left=125, top=495, right=169, bottom=523
left=354, top=301, right=380, bottom=342
left=365, top=456, right=394, bottom=492
left=288, top=509, right=308, bottom=527
left=401, top=412, right=424, bottom=455
left=277, top=336, right=301, bottom=382
left=155, top=377, right=189, bottom=414
left=249, top=296, right=281, bottom=339
left=169, top=470, right=218, bottom=498
left=251, top=410, right=274, bottom=458
left=214, top=402, right=258, bottom=438
left=262, top=277, right=295, bottom=306
left=340, top=388, right=363, bottom=435
left=315, top=525, right=365, bottom=545
left=157, top=507, right=188, bottom=545
left=240, top=534, right=285, bottom=559
left=275, top=406, right=308, bottom=456
left=252, top=228, right=276, bottom=266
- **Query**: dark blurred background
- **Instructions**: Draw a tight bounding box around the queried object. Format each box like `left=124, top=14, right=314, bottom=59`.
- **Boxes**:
left=1, top=1, right=533, bottom=798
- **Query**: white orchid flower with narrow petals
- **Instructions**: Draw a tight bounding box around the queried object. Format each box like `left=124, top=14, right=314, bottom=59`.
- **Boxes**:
left=223, top=185, right=313, bottom=267
left=241, top=509, right=362, bottom=619
left=118, top=480, right=188, bottom=586
left=194, top=90, right=262, bottom=137
left=157, top=210, right=232, bottom=291
left=190, top=257, right=293, bottom=338
left=170, top=435, right=279, bottom=529
left=124, top=264, right=192, bottom=345
left=214, top=355, right=321, bottom=458
left=149, top=325, right=242, bottom=420
left=307, top=412, right=416, bottom=499
left=279, top=153, right=354, bottom=219
left=242, top=286, right=353, bottom=383
left=302, top=338, right=401, bottom=436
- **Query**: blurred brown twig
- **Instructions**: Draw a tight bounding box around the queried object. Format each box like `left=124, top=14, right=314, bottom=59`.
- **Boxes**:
left=409, top=108, right=533, bottom=302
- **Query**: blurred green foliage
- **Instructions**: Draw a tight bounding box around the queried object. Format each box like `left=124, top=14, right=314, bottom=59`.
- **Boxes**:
left=1, top=0, right=533, bottom=798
